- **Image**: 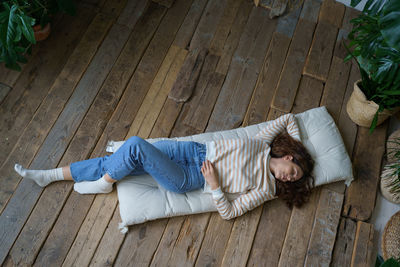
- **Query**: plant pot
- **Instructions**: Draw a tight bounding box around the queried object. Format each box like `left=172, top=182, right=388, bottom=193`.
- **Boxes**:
left=381, top=211, right=400, bottom=261
left=33, top=23, right=51, bottom=41
left=346, top=80, right=399, bottom=127
left=380, top=163, right=400, bottom=204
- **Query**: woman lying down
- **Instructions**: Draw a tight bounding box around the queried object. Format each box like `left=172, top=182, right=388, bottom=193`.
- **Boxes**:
left=14, top=113, right=314, bottom=220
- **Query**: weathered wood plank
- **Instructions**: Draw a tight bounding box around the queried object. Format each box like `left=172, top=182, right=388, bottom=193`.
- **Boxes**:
left=195, top=213, right=234, bottom=267
left=168, top=47, right=207, bottom=102
left=189, top=0, right=228, bottom=51
left=338, top=63, right=360, bottom=156
left=2, top=14, right=114, bottom=266
left=303, top=21, right=339, bottom=82
left=304, top=188, right=344, bottom=266
left=0, top=23, right=131, bottom=266
left=100, top=0, right=128, bottom=18
left=220, top=206, right=264, bottom=267
left=0, top=12, right=113, bottom=214
left=0, top=83, right=11, bottom=104
left=320, top=56, right=351, bottom=123
left=247, top=199, right=291, bottom=266
left=278, top=187, right=322, bottom=266
left=153, top=0, right=175, bottom=8
left=299, top=0, right=320, bottom=23
left=62, top=192, right=118, bottom=266
left=351, top=221, right=377, bottom=267
left=117, top=0, right=149, bottom=29
left=172, top=0, right=208, bottom=49
left=291, top=76, right=324, bottom=114
left=127, top=45, right=188, bottom=138
left=183, top=72, right=225, bottom=131
left=0, top=3, right=96, bottom=167
left=318, top=0, right=345, bottom=28
left=208, top=0, right=243, bottom=56
left=343, top=123, right=388, bottom=221
left=207, top=7, right=278, bottom=131
left=215, top=0, right=253, bottom=76
left=175, top=53, right=221, bottom=135
left=331, top=218, right=357, bottom=267
left=243, top=32, right=291, bottom=126
left=89, top=204, right=125, bottom=266
left=271, top=19, right=316, bottom=112
left=341, top=6, right=361, bottom=32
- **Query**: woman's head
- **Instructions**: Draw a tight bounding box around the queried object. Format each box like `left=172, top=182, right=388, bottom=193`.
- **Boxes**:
left=270, top=132, right=315, bottom=209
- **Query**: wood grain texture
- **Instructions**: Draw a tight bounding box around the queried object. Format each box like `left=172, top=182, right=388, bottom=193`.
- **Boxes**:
left=117, top=0, right=149, bottom=29
left=168, top=47, right=207, bottom=102
left=153, top=0, right=175, bottom=8
left=207, top=7, right=277, bottom=131
left=320, top=56, right=351, bottom=123
left=243, top=32, right=291, bottom=125
left=291, top=76, right=324, bottom=114
left=318, top=0, right=345, bottom=28
left=331, top=218, right=357, bottom=267
left=303, top=21, right=338, bottom=82
left=0, top=12, right=112, bottom=213
left=270, top=0, right=288, bottom=18
left=208, top=0, right=243, bottom=56
left=247, top=199, right=292, bottom=266
left=0, top=83, right=11, bottom=104
left=343, top=123, right=388, bottom=221
left=215, top=0, right=253, bottom=75
left=278, top=187, right=322, bottom=267
left=272, top=19, right=316, bottom=112
left=0, top=4, right=96, bottom=167
left=304, top=189, right=344, bottom=266
left=128, top=45, right=188, bottom=138
left=189, top=0, right=228, bottom=51
left=5, top=23, right=131, bottom=267
left=351, top=221, right=377, bottom=267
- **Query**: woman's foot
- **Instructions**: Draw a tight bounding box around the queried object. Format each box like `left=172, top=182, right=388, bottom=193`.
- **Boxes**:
left=73, top=176, right=114, bottom=194
left=14, top=163, right=64, bottom=187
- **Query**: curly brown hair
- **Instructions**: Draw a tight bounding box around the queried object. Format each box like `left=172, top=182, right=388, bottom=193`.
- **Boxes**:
left=270, top=132, right=315, bottom=209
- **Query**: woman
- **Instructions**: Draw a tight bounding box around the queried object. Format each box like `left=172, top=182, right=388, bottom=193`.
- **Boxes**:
left=14, top=113, right=314, bottom=220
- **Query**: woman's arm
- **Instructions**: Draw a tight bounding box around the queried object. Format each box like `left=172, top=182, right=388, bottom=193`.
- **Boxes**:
left=211, top=188, right=273, bottom=220
left=201, top=160, right=274, bottom=220
left=255, top=113, right=300, bottom=144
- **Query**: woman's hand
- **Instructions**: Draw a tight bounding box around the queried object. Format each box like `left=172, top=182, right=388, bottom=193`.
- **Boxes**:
left=201, top=160, right=219, bottom=190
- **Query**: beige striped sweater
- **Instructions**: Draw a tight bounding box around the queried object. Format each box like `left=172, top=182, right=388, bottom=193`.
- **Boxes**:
left=205, top=113, right=301, bottom=220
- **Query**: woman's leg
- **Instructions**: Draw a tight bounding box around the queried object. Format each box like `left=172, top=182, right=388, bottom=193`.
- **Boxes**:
left=74, top=136, right=205, bottom=194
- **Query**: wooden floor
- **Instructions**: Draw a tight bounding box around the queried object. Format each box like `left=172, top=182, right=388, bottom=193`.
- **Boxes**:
left=0, top=0, right=385, bottom=266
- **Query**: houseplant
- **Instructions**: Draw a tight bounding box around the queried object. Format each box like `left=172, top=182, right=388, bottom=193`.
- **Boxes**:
left=0, top=0, right=76, bottom=71
left=344, top=0, right=400, bottom=133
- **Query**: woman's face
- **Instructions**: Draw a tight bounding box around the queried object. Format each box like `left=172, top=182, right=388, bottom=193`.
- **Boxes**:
left=272, top=155, right=303, bottom=182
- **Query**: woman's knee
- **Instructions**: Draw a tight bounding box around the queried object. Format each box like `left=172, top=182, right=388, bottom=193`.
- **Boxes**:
left=125, top=136, right=145, bottom=147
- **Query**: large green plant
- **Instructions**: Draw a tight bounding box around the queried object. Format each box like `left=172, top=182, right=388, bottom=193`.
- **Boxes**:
left=0, top=0, right=75, bottom=71
left=344, top=0, right=400, bottom=133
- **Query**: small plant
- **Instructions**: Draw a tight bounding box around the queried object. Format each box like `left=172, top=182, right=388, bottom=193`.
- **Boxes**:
left=376, top=254, right=400, bottom=267
left=344, top=0, right=400, bottom=133
left=0, top=0, right=76, bottom=71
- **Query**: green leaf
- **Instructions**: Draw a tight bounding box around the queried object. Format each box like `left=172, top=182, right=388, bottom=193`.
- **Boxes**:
left=5, top=4, right=19, bottom=48
left=18, top=14, right=36, bottom=44
left=380, top=11, right=400, bottom=51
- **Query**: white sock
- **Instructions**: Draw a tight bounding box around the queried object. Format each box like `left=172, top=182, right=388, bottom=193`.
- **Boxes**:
left=14, top=163, right=64, bottom=187
left=73, top=176, right=113, bottom=194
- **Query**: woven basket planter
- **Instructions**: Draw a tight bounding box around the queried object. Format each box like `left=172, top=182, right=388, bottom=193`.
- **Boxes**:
left=382, top=211, right=400, bottom=261
left=346, top=80, right=399, bottom=127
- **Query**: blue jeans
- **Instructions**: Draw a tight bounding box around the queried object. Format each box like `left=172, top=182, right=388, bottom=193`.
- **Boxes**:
left=70, top=136, right=206, bottom=193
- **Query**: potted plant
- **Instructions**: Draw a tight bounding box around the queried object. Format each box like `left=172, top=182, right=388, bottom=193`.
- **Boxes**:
left=0, top=0, right=76, bottom=71
left=376, top=255, right=400, bottom=267
left=344, top=0, right=400, bottom=133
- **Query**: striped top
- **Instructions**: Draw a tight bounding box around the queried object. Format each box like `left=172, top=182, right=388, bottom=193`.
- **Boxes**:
left=205, top=113, right=301, bottom=220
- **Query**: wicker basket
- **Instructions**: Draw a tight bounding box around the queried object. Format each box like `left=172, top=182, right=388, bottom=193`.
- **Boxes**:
left=382, top=211, right=400, bottom=261
left=387, top=130, right=400, bottom=163
left=380, top=163, right=400, bottom=204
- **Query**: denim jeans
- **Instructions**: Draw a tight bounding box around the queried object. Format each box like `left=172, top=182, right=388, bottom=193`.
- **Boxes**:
left=70, top=136, right=206, bottom=193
